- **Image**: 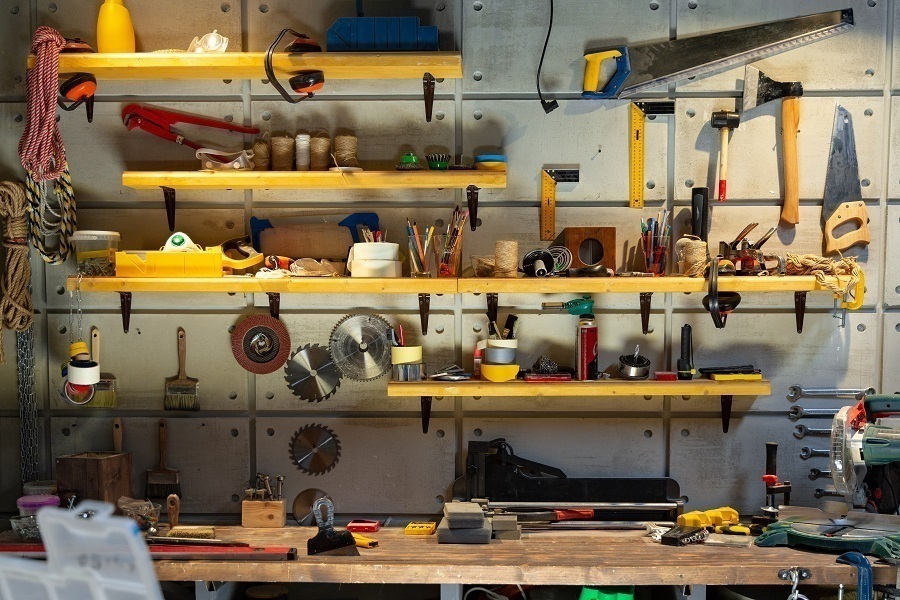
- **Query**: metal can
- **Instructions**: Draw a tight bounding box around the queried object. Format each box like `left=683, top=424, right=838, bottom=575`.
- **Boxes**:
left=577, top=313, right=598, bottom=381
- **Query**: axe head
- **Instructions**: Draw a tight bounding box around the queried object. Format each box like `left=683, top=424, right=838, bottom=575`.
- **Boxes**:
left=742, top=66, right=803, bottom=113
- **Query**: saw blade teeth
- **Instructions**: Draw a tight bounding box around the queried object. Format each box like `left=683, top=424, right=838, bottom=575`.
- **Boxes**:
left=329, top=313, right=393, bottom=382
left=284, top=343, right=341, bottom=402
left=289, top=423, right=341, bottom=476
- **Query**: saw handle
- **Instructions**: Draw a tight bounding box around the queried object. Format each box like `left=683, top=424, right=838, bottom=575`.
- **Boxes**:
left=781, top=96, right=800, bottom=224
left=823, top=201, right=870, bottom=255
left=582, top=47, right=630, bottom=98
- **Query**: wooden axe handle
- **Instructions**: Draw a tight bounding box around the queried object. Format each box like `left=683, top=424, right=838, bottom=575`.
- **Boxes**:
left=781, top=96, right=800, bottom=224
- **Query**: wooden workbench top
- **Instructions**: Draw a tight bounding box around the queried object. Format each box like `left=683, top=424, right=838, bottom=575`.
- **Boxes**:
left=154, top=527, right=896, bottom=586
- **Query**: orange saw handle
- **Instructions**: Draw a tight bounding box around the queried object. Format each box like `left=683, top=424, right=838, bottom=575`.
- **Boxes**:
left=823, top=201, right=870, bottom=255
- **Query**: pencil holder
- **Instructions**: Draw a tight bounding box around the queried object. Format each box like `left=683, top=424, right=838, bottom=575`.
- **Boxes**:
left=433, top=234, right=462, bottom=277
left=641, top=235, right=669, bottom=276
left=408, top=234, right=436, bottom=277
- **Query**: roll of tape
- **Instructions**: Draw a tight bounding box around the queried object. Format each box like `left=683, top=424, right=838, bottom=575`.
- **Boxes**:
left=487, top=339, right=518, bottom=349
left=391, top=346, right=423, bottom=365
left=351, top=242, right=400, bottom=261
left=392, top=363, right=424, bottom=382
left=68, top=360, right=100, bottom=385
left=350, top=260, right=402, bottom=278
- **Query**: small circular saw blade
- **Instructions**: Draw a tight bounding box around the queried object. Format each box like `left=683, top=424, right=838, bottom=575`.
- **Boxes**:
left=231, top=315, right=291, bottom=374
left=329, top=314, right=393, bottom=381
left=289, top=424, right=341, bottom=475
left=292, top=488, right=330, bottom=525
left=284, top=344, right=340, bottom=402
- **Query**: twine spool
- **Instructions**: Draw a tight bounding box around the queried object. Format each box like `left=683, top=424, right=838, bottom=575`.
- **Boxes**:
left=333, top=130, right=361, bottom=169
left=295, top=133, right=310, bottom=171
left=252, top=138, right=270, bottom=171
left=494, top=240, right=518, bottom=278
left=785, top=253, right=860, bottom=296
left=270, top=135, right=294, bottom=171
left=310, top=130, right=331, bottom=171
left=674, top=235, right=708, bottom=277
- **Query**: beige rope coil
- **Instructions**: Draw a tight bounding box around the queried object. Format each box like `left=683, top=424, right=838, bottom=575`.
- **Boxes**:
left=494, top=240, right=518, bottom=278
left=270, top=135, right=294, bottom=171
left=674, top=235, right=709, bottom=277
left=333, top=130, right=361, bottom=169
left=785, top=253, right=860, bottom=296
left=252, top=137, right=271, bottom=171
left=310, top=130, right=331, bottom=171
left=0, top=182, right=34, bottom=363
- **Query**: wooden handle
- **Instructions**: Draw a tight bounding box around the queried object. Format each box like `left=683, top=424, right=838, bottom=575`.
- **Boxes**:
left=167, top=494, right=179, bottom=528
left=176, top=327, right=187, bottom=379
left=113, top=418, right=122, bottom=453
left=91, top=327, right=100, bottom=366
left=718, top=127, right=729, bottom=202
left=781, top=96, right=800, bottom=224
left=823, top=201, right=870, bottom=254
left=158, top=419, right=167, bottom=469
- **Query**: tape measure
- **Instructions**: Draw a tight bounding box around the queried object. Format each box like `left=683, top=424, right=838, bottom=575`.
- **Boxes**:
left=540, top=169, right=580, bottom=241
left=629, top=102, right=674, bottom=210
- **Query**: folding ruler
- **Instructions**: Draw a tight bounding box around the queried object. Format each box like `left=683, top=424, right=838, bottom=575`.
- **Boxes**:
left=629, top=101, right=674, bottom=209
left=540, top=168, right=580, bottom=241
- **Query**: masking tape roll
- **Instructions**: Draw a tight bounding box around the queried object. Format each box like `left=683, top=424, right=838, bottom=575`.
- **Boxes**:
left=392, top=346, right=423, bottom=365
left=349, top=260, right=402, bottom=278
left=68, top=360, right=100, bottom=385
left=352, top=243, right=400, bottom=261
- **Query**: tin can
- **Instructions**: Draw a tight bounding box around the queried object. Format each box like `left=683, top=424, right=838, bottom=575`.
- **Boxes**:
left=577, top=313, right=598, bottom=381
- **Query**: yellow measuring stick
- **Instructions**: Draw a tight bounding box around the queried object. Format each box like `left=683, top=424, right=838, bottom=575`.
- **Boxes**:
left=629, top=102, right=645, bottom=209
left=540, top=170, right=557, bottom=241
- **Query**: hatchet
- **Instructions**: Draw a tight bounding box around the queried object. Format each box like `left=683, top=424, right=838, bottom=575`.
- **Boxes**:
left=742, top=66, right=803, bottom=224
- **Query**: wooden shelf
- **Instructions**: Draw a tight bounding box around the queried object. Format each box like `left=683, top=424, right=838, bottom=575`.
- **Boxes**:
left=29, top=52, right=463, bottom=80
left=66, top=276, right=456, bottom=294
left=387, top=379, right=771, bottom=397
left=121, top=170, right=506, bottom=190
left=457, top=275, right=849, bottom=294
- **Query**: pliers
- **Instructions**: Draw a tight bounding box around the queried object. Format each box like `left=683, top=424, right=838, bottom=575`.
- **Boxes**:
left=122, top=104, right=259, bottom=151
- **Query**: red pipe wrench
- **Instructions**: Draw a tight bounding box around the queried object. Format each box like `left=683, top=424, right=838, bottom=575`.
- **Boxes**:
left=122, top=104, right=259, bottom=150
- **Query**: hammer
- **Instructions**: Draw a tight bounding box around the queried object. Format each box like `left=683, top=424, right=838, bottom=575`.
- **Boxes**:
left=711, top=111, right=740, bottom=202
left=742, top=66, right=803, bottom=224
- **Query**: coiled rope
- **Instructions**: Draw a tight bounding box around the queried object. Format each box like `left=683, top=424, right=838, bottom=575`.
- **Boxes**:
left=785, top=253, right=861, bottom=296
left=0, top=182, right=34, bottom=364
left=18, top=26, right=76, bottom=265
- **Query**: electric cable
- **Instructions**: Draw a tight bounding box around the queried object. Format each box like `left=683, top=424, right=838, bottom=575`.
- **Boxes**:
left=536, top=0, right=558, bottom=114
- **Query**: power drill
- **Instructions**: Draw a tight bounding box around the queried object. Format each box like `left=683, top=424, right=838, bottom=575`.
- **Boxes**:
left=541, top=295, right=595, bottom=316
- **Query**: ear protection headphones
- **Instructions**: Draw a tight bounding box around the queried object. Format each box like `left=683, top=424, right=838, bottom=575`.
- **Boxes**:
left=265, top=29, right=325, bottom=104
left=702, top=256, right=742, bottom=328
left=57, top=38, right=96, bottom=123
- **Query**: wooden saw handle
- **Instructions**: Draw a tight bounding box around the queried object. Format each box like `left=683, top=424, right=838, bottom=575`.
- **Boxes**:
left=823, top=201, right=870, bottom=255
left=781, top=96, right=800, bottom=225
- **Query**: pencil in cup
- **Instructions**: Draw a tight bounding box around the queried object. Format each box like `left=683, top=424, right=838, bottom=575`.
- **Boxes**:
left=641, top=234, right=670, bottom=276
left=433, top=234, right=463, bottom=277
left=408, top=234, right=436, bottom=277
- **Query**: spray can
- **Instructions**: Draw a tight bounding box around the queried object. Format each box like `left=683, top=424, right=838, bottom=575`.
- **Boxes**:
left=577, top=313, right=598, bottom=381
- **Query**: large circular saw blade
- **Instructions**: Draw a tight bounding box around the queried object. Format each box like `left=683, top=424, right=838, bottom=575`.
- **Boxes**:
left=292, top=488, right=330, bottom=525
left=329, top=314, right=393, bottom=381
left=289, top=424, right=341, bottom=476
left=231, top=315, right=291, bottom=374
left=284, top=344, right=340, bottom=402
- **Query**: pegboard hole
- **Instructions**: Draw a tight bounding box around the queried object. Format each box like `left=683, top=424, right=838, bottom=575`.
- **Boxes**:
left=135, top=329, right=141, bottom=335
left=10, top=5, right=19, bottom=14
left=436, top=495, right=445, bottom=504
left=868, top=0, right=877, bottom=6
left=434, top=219, right=445, bottom=228
left=686, top=108, right=696, bottom=118
left=687, top=1, right=698, bottom=8
left=62, top=428, right=70, bottom=437
left=230, top=428, right=239, bottom=437
left=473, top=110, right=483, bottom=120
left=435, top=111, right=445, bottom=120
left=649, top=1, right=659, bottom=9
left=436, top=2, right=446, bottom=11
left=48, top=3, right=57, bottom=12
left=56, top=286, right=65, bottom=295
left=473, top=428, right=483, bottom=437
left=644, top=395, right=653, bottom=401
left=266, top=427, right=275, bottom=436
left=861, top=179, right=870, bottom=187
left=221, top=2, right=231, bottom=11
left=58, top=326, right=67, bottom=335
left=685, top=179, right=695, bottom=188
left=13, top=114, right=23, bottom=123
left=681, top=429, right=690, bottom=437
left=644, top=430, right=653, bottom=438
left=857, top=324, right=866, bottom=332
left=865, top=108, right=874, bottom=116
left=266, top=392, right=274, bottom=400
left=14, top=76, right=22, bottom=84
left=259, top=3, right=269, bottom=12
left=261, top=111, right=272, bottom=121
left=261, top=79, right=269, bottom=85
left=231, top=494, right=240, bottom=503
left=435, top=326, right=445, bottom=334
left=895, top=323, right=900, bottom=332
left=866, top=68, right=875, bottom=77
left=473, top=71, right=483, bottom=81
left=229, top=392, right=238, bottom=400
left=473, top=325, right=482, bottom=333
left=224, top=114, right=234, bottom=123
left=646, top=180, right=656, bottom=190
left=475, top=218, right=483, bottom=227
left=223, top=79, right=232, bottom=84
left=436, top=429, right=445, bottom=438
left=473, top=1, right=483, bottom=10
left=228, top=325, right=236, bottom=333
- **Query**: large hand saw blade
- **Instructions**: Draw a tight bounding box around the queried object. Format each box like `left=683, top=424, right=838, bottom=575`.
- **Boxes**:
left=822, top=105, right=870, bottom=254
left=583, top=9, right=853, bottom=98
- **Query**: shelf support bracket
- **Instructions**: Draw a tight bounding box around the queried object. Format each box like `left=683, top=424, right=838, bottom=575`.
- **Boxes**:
left=486, top=293, right=499, bottom=324
left=162, top=186, right=176, bottom=232
left=423, top=73, right=435, bottom=122
left=466, top=185, right=479, bottom=231
left=794, top=292, right=807, bottom=334
left=119, top=292, right=132, bottom=333
left=721, top=394, right=733, bottom=434
left=418, top=293, right=431, bottom=335
left=421, top=396, right=432, bottom=434
left=267, top=293, right=280, bottom=319
left=640, top=292, right=652, bottom=335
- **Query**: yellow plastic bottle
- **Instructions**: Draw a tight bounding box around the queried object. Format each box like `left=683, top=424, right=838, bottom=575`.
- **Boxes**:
left=97, top=0, right=135, bottom=53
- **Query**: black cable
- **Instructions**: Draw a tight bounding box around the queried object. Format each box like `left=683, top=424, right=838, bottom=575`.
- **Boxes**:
left=537, top=0, right=558, bottom=114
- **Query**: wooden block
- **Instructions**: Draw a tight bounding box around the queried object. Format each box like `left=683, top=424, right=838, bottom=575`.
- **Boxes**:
left=557, top=227, right=617, bottom=270
left=242, top=500, right=286, bottom=528
left=493, top=528, right=522, bottom=540
left=56, top=452, right=134, bottom=503
left=491, top=515, right=519, bottom=531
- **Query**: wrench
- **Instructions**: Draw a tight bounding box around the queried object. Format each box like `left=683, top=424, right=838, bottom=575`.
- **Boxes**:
left=793, top=424, right=831, bottom=439
left=789, top=406, right=839, bottom=421
left=800, top=447, right=829, bottom=460
left=815, top=488, right=843, bottom=499
left=809, top=468, right=832, bottom=480
left=787, top=385, right=876, bottom=402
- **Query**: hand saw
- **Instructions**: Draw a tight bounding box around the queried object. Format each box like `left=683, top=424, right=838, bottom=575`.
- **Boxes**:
left=822, top=105, right=870, bottom=255
left=583, top=9, right=853, bottom=98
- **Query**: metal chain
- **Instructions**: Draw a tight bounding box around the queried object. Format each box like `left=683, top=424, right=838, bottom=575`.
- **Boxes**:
left=16, top=326, right=39, bottom=485
left=67, top=273, right=83, bottom=344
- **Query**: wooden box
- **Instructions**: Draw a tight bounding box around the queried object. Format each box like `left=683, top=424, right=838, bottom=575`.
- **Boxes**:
left=242, top=500, right=286, bottom=528
left=557, top=227, right=617, bottom=270
left=56, top=452, right=134, bottom=503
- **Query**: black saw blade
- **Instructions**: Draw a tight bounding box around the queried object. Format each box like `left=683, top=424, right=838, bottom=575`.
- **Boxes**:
left=292, top=488, right=330, bottom=525
left=289, top=424, right=341, bottom=476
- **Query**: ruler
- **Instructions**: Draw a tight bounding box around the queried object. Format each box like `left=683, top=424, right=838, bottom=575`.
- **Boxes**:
left=540, top=169, right=579, bottom=241
left=628, top=102, right=674, bottom=210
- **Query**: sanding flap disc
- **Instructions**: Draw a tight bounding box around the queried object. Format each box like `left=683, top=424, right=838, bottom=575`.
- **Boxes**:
left=231, top=315, right=291, bottom=374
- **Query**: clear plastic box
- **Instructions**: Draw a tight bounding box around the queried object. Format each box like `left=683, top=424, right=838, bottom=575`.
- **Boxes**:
left=70, top=230, right=120, bottom=277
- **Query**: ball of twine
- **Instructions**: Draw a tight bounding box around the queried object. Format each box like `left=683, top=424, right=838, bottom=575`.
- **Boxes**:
left=310, top=130, right=331, bottom=171
left=252, top=138, right=270, bottom=171
left=295, top=133, right=310, bottom=171
left=674, top=235, right=708, bottom=277
left=494, top=240, right=518, bottom=278
left=270, top=135, right=295, bottom=171
left=333, top=130, right=361, bottom=169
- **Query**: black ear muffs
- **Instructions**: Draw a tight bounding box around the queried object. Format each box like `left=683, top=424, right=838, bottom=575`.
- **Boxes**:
left=703, top=256, right=741, bottom=328
left=266, top=29, right=326, bottom=104
left=290, top=70, right=325, bottom=95
left=58, top=73, right=97, bottom=123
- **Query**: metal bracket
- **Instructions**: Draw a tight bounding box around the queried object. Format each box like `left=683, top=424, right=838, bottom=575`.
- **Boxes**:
left=639, top=292, right=652, bottom=335
left=162, top=186, right=176, bottom=232
left=267, top=292, right=280, bottom=319
left=778, top=567, right=812, bottom=582
left=467, top=185, right=479, bottom=231
left=794, top=291, right=807, bottom=334
left=418, top=293, right=430, bottom=334
left=486, top=293, right=499, bottom=324
left=421, top=396, right=432, bottom=434
left=119, top=292, right=132, bottom=333
left=423, top=73, right=435, bottom=122
left=721, top=394, right=733, bottom=434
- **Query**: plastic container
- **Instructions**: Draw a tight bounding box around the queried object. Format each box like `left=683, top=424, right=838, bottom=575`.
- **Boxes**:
left=97, top=0, right=136, bottom=53
left=16, top=494, right=60, bottom=516
left=71, top=230, right=120, bottom=276
left=23, top=480, right=57, bottom=496
left=9, top=515, right=40, bottom=541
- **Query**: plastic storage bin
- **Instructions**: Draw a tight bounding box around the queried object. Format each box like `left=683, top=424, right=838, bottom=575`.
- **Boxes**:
left=71, top=230, right=120, bottom=276
left=16, top=494, right=59, bottom=516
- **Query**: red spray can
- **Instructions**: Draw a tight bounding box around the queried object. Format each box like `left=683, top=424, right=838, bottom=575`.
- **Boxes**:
left=577, top=313, right=598, bottom=381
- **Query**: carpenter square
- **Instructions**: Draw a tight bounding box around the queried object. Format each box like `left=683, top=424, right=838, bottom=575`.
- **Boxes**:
left=583, top=9, right=853, bottom=98
left=822, top=105, right=870, bottom=254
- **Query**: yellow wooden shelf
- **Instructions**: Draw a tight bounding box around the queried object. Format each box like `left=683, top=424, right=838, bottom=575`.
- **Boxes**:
left=387, top=379, right=771, bottom=397
left=457, top=275, right=849, bottom=294
left=29, top=51, right=463, bottom=80
left=122, top=170, right=506, bottom=190
left=66, top=276, right=457, bottom=294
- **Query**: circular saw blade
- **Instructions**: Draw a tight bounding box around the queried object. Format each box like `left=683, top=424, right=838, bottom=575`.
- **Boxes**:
left=289, top=424, right=341, bottom=475
left=292, top=488, right=330, bottom=525
left=329, top=314, right=393, bottom=381
left=284, top=344, right=340, bottom=402
left=231, top=315, right=291, bottom=374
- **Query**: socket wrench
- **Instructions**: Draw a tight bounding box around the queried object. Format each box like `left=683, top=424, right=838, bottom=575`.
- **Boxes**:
left=800, top=447, right=829, bottom=460
left=814, top=488, right=843, bottom=499
left=787, top=385, right=875, bottom=402
left=809, top=468, right=832, bottom=480
left=793, top=424, right=831, bottom=439
left=789, top=406, right=839, bottom=421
